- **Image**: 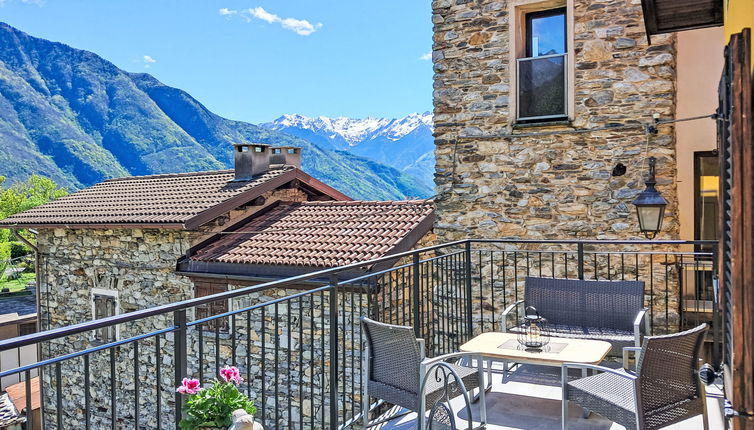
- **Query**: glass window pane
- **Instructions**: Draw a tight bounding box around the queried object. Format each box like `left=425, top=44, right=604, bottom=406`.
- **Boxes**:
left=518, top=55, right=566, bottom=119
left=696, top=154, right=719, bottom=243
left=528, top=10, right=565, bottom=56
left=638, top=206, right=663, bottom=232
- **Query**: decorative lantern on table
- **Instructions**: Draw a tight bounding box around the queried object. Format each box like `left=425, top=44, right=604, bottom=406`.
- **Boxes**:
left=517, top=306, right=550, bottom=349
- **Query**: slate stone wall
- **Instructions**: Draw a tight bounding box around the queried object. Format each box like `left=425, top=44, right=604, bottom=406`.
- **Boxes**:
left=431, top=0, right=680, bottom=242
left=431, top=0, right=684, bottom=334
left=33, top=226, right=435, bottom=429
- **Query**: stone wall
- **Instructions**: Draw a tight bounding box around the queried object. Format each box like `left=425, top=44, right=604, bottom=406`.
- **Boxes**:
left=36, top=228, right=194, bottom=429
left=33, top=219, right=436, bottom=429
left=33, top=187, right=321, bottom=429
left=432, top=0, right=680, bottom=242
left=431, top=0, right=684, bottom=331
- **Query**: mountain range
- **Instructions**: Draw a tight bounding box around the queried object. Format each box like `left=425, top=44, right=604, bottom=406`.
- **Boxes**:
left=263, top=113, right=435, bottom=189
left=0, top=22, right=432, bottom=200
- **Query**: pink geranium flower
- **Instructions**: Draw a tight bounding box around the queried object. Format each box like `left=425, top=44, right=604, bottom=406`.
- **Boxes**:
left=220, top=365, right=243, bottom=385
left=176, top=378, right=202, bottom=395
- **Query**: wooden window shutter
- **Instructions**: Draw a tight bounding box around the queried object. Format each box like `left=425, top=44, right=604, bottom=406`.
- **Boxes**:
left=719, top=28, right=754, bottom=429
left=195, top=282, right=229, bottom=331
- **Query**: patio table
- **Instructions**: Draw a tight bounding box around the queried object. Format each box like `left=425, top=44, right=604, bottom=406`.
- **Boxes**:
left=459, top=332, right=612, bottom=384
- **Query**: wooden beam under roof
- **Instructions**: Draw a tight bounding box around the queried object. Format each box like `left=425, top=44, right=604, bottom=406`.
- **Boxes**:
left=641, top=0, right=723, bottom=38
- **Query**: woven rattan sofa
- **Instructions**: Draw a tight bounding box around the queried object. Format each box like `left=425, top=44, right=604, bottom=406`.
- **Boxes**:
left=501, top=276, right=649, bottom=350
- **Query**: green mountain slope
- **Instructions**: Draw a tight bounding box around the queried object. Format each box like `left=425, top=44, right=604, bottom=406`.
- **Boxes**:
left=0, top=23, right=431, bottom=200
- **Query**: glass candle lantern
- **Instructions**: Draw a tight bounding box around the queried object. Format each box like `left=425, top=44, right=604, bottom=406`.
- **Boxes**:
left=517, top=306, right=551, bottom=349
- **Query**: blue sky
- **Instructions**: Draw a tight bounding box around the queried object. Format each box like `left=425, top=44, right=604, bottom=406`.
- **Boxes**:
left=0, top=0, right=433, bottom=123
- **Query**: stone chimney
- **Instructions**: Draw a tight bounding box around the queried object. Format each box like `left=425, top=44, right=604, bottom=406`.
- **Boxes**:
left=233, top=143, right=270, bottom=181
left=282, top=147, right=302, bottom=168
left=269, top=146, right=302, bottom=168
left=269, top=147, right=286, bottom=166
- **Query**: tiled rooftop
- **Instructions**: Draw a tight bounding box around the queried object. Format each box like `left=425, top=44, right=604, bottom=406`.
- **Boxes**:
left=0, top=291, right=36, bottom=320
left=6, top=377, right=39, bottom=412
left=0, top=167, right=302, bottom=228
left=189, top=200, right=435, bottom=268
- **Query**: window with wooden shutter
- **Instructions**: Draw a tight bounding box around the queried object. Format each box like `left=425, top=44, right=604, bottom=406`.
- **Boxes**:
left=19, top=322, right=36, bottom=337
left=92, top=292, right=117, bottom=343
left=195, top=282, right=229, bottom=332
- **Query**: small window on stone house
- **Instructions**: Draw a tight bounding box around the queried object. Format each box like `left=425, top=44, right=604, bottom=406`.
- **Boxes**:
left=517, top=7, right=568, bottom=122
left=19, top=322, right=36, bottom=336
left=91, top=290, right=118, bottom=343
left=195, top=283, right=229, bottom=332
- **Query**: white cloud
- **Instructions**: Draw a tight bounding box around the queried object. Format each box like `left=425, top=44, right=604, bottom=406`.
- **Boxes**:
left=238, top=6, right=322, bottom=36
left=218, top=8, right=237, bottom=16
left=248, top=6, right=278, bottom=24
left=280, top=17, right=322, bottom=36
left=143, top=55, right=156, bottom=68
left=419, top=52, right=432, bottom=61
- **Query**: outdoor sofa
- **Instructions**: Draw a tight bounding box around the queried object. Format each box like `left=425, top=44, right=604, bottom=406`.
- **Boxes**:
left=501, top=276, right=650, bottom=350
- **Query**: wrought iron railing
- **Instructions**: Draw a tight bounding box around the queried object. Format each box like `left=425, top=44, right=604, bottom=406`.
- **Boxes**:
left=0, top=239, right=718, bottom=429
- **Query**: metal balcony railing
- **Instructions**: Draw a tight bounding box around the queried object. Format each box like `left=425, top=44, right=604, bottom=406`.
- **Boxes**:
left=0, top=239, right=719, bottom=429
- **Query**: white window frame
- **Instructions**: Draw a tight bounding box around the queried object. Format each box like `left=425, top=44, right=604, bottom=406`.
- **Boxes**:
left=91, top=288, right=120, bottom=342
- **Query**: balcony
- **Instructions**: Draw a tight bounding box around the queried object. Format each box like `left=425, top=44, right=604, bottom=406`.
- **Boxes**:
left=0, top=239, right=723, bottom=429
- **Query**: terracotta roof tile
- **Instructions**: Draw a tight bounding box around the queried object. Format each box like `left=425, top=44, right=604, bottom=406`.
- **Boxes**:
left=190, top=200, right=435, bottom=268
left=6, top=377, right=40, bottom=412
left=0, top=168, right=298, bottom=227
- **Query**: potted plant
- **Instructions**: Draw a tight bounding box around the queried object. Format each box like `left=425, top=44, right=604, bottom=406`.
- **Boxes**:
left=177, top=365, right=256, bottom=430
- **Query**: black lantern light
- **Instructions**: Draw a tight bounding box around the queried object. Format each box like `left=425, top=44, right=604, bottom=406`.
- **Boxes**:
left=632, top=156, right=667, bottom=239
left=517, top=306, right=550, bottom=349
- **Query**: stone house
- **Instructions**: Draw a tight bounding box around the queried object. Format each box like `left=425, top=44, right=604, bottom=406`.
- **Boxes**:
left=431, top=0, right=722, bottom=242
left=430, top=0, right=724, bottom=326
left=0, top=143, right=434, bottom=334
left=0, top=143, right=435, bottom=429
left=0, top=144, right=339, bottom=333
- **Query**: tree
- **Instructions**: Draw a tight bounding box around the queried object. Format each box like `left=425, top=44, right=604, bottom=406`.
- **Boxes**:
left=0, top=175, right=68, bottom=257
left=0, top=175, right=68, bottom=219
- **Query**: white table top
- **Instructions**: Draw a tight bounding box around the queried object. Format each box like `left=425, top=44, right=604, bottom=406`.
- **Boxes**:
left=459, top=332, right=612, bottom=366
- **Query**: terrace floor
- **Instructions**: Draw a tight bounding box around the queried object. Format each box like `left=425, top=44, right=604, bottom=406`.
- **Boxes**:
left=375, top=363, right=725, bottom=430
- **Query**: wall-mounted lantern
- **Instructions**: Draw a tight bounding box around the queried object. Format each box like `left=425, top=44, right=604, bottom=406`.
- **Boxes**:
left=632, top=156, right=667, bottom=239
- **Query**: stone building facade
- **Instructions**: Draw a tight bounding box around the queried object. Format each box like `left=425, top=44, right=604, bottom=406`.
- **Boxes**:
left=429, top=0, right=725, bottom=335
left=432, top=0, right=680, bottom=242
left=1, top=144, right=437, bottom=429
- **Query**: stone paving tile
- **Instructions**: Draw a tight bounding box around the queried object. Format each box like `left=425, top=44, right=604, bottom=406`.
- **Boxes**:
left=375, top=364, right=725, bottom=430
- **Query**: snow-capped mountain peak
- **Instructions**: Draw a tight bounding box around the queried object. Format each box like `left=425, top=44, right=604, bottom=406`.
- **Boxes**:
left=266, top=112, right=433, bottom=146
left=261, top=112, right=436, bottom=191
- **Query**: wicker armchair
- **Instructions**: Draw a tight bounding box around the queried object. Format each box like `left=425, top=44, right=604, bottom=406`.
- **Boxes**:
left=561, top=323, right=709, bottom=430
left=360, top=317, right=487, bottom=430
